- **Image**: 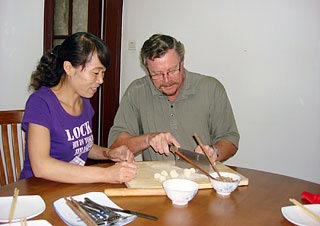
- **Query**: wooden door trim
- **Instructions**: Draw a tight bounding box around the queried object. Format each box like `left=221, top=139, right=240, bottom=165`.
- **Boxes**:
left=101, top=0, right=123, bottom=147
left=43, top=0, right=54, bottom=53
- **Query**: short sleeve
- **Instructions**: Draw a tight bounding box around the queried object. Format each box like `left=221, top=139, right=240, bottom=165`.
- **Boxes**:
left=22, top=92, right=53, bottom=131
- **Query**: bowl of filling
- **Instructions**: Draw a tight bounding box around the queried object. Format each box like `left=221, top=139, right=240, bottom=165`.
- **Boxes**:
left=209, top=172, right=241, bottom=196
left=162, top=178, right=199, bottom=206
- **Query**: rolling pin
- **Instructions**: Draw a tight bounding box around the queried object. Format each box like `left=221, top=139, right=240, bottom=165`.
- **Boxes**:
left=104, top=188, right=166, bottom=196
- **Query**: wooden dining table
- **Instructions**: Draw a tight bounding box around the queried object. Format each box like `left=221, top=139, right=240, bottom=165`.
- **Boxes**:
left=0, top=163, right=319, bottom=226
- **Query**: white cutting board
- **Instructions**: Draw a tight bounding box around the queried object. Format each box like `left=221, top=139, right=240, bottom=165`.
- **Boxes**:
left=126, top=161, right=249, bottom=189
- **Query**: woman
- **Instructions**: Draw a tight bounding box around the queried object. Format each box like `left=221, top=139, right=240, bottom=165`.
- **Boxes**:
left=20, top=32, right=137, bottom=183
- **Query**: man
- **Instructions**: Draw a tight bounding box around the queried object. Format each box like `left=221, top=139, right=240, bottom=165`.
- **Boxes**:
left=108, top=34, right=239, bottom=162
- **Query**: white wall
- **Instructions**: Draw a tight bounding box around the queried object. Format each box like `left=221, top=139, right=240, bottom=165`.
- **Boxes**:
left=0, top=0, right=44, bottom=110
left=121, top=0, right=320, bottom=183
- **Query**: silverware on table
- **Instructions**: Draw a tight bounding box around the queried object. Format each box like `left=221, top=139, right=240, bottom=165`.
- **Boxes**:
left=83, top=197, right=158, bottom=221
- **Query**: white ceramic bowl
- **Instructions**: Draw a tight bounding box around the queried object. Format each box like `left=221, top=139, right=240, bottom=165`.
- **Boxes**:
left=162, top=179, right=199, bottom=205
left=209, top=172, right=241, bottom=196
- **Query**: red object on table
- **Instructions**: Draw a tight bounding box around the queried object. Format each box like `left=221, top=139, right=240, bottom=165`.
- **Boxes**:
left=302, top=191, right=320, bottom=204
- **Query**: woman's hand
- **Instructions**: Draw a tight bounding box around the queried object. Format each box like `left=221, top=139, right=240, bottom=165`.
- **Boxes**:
left=106, top=161, right=138, bottom=183
left=106, top=145, right=135, bottom=162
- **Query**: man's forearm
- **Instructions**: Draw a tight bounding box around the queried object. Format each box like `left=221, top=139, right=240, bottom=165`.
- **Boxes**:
left=110, top=133, right=150, bottom=154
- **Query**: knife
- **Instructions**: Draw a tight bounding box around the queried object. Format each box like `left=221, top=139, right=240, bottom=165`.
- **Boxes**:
left=104, top=205, right=158, bottom=221
left=170, top=146, right=215, bottom=180
left=84, top=197, right=158, bottom=221
left=173, top=146, right=210, bottom=171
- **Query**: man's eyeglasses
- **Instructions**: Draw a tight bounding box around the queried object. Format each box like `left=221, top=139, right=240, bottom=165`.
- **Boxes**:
left=149, top=63, right=181, bottom=80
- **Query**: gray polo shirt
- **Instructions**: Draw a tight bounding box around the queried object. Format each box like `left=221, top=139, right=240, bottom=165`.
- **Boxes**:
left=108, top=69, right=239, bottom=161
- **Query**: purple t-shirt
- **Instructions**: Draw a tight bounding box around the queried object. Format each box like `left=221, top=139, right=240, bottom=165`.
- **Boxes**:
left=20, top=86, right=95, bottom=179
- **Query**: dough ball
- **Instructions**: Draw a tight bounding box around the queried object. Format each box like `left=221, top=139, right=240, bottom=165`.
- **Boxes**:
left=159, top=175, right=166, bottom=181
left=154, top=173, right=161, bottom=179
left=170, top=169, right=179, bottom=178
left=184, top=168, right=192, bottom=178
left=184, top=168, right=196, bottom=178
left=161, top=170, right=168, bottom=176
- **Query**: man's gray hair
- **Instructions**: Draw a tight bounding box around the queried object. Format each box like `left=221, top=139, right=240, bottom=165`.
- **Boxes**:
left=140, top=34, right=185, bottom=67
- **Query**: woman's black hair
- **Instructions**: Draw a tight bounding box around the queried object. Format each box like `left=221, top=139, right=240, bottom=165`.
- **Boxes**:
left=30, top=32, right=111, bottom=90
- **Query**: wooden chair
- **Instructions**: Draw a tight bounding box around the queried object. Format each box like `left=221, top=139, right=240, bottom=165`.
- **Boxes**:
left=0, top=110, right=25, bottom=186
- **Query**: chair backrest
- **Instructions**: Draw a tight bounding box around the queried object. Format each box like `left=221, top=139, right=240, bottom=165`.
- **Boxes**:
left=0, top=110, right=25, bottom=186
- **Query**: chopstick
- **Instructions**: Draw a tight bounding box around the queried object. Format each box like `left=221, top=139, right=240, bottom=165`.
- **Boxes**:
left=8, top=187, right=19, bottom=223
left=289, top=198, right=320, bottom=222
left=64, top=196, right=98, bottom=226
left=194, top=133, right=225, bottom=181
left=170, top=145, right=215, bottom=180
left=20, top=218, right=28, bottom=226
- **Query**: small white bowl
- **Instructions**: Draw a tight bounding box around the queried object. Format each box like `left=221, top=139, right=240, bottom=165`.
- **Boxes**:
left=162, top=179, right=199, bottom=206
left=209, top=172, right=241, bottom=196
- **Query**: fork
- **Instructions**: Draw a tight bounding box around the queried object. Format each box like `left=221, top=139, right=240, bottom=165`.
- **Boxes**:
left=77, top=200, right=131, bottom=225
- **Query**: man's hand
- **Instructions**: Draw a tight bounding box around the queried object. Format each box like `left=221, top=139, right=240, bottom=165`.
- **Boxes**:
left=147, top=132, right=180, bottom=155
left=195, top=145, right=218, bottom=162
